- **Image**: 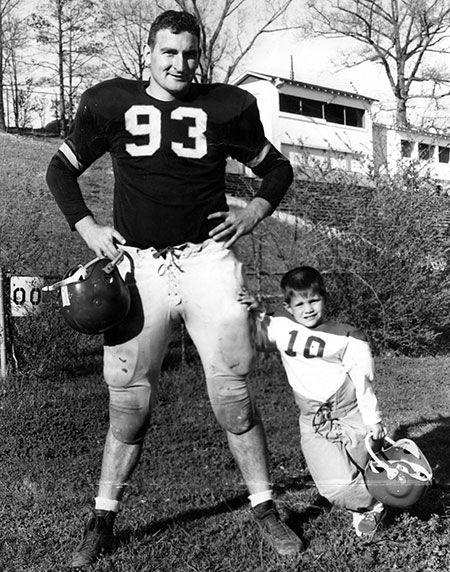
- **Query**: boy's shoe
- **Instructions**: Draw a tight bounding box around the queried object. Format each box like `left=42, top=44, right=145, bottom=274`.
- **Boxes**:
left=353, top=504, right=386, bottom=539
left=253, top=500, right=304, bottom=556
left=71, top=510, right=117, bottom=568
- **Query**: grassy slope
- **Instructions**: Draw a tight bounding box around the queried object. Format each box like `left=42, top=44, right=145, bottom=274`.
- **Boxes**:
left=1, top=134, right=450, bottom=571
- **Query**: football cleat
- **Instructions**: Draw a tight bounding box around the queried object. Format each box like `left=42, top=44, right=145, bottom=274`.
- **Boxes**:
left=71, top=511, right=117, bottom=567
left=44, top=253, right=131, bottom=335
left=253, top=500, right=304, bottom=557
left=364, top=434, right=433, bottom=508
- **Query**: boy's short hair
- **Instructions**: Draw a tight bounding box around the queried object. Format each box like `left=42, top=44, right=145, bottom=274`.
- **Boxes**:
left=280, top=266, right=328, bottom=303
left=148, top=10, right=201, bottom=48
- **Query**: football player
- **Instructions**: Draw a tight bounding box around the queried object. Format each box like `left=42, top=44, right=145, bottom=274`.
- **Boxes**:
left=239, top=266, right=387, bottom=539
left=46, top=9, right=302, bottom=568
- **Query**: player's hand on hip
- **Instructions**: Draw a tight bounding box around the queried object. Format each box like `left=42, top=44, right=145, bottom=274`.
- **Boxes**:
left=75, top=215, right=126, bottom=259
left=208, top=198, right=272, bottom=248
left=208, top=206, right=261, bottom=247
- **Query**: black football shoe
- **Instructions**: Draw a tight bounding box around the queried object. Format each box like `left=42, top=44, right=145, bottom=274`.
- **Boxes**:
left=253, top=500, right=304, bottom=557
left=71, top=510, right=117, bottom=568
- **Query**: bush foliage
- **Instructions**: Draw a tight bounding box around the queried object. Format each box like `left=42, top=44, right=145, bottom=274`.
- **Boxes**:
left=242, top=162, right=450, bottom=356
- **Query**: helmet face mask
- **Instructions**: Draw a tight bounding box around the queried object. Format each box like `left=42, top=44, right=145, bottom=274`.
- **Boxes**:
left=59, top=257, right=131, bottom=335
left=364, top=436, right=433, bottom=508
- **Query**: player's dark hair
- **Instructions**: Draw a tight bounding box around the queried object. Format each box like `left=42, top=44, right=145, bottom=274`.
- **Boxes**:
left=148, top=10, right=201, bottom=48
left=280, top=266, right=328, bottom=304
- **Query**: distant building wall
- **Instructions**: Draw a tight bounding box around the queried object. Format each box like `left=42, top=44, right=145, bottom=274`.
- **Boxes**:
left=374, top=124, right=450, bottom=187
left=231, top=71, right=450, bottom=188
left=231, top=72, right=374, bottom=178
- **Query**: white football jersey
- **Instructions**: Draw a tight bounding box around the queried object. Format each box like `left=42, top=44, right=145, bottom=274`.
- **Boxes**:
left=261, top=313, right=381, bottom=425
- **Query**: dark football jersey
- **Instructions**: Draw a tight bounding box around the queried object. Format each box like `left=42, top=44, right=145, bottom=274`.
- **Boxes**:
left=56, top=78, right=270, bottom=248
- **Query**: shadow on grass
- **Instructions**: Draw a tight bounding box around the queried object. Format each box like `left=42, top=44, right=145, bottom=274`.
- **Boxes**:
left=116, top=492, right=248, bottom=545
left=116, top=476, right=316, bottom=547
left=115, top=420, right=450, bottom=550
left=391, top=415, right=450, bottom=519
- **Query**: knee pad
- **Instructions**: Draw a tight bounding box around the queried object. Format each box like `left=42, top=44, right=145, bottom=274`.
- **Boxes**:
left=109, top=384, right=153, bottom=444
left=208, top=374, right=255, bottom=434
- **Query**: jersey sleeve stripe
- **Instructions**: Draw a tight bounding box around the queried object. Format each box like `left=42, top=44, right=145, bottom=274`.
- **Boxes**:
left=245, top=140, right=271, bottom=169
left=57, top=141, right=85, bottom=173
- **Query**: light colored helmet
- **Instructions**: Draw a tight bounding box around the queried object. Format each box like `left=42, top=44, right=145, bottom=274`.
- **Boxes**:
left=364, top=434, right=433, bottom=508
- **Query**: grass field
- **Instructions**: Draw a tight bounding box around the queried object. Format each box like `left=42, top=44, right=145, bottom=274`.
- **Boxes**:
left=1, top=133, right=450, bottom=571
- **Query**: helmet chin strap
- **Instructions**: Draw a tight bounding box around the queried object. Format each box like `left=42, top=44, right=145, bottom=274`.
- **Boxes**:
left=43, top=251, right=125, bottom=292
left=365, top=434, right=433, bottom=482
left=365, top=434, right=400, bottom=480
left=42, top=256, right=101, bottom=292
left=102, top=251, right=125, bottom=274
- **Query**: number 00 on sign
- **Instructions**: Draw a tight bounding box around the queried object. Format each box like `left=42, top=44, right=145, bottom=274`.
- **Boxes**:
left=10, top=276, right=44, bottom=317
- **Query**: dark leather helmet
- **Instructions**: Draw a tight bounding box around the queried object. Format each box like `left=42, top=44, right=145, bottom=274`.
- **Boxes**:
left=58, top=256, right=130, bottom=335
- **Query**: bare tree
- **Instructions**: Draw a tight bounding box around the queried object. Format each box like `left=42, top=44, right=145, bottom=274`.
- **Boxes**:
left=170, top=0, right=297, bottom=83
left=4, top=11, right=31, bottom=130
left=304, top=0, right=450, bottom=128
left=101, top=0, right=156, bottom=80
left=104, top=0, right=300, bottom=84
left=102, top=0, right=301, bottom=84
left=31, top=0, right=105, bottom=137
left=0, top=0, right=23, bottom=131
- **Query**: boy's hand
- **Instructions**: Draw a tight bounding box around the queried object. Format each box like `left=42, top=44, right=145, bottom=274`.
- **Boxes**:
left=367, top=423, right=385, bottom=441
left=237, top=290, right=261, bottom=312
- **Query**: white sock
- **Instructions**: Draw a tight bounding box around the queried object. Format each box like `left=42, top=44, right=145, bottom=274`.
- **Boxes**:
left=94, top=496, right=121, bottom=513
left=248, top=490, right=273, bottom=508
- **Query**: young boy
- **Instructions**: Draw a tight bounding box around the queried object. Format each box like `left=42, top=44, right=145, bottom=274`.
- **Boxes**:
left=238, top=266, right=386, bottom=539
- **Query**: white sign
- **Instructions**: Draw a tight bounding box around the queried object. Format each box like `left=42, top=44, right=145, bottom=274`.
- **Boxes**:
left=10, top=276, right=45, bottom=317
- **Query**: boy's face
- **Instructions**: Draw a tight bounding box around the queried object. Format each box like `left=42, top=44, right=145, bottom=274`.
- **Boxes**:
left=284, top=290, right=326, bottom=328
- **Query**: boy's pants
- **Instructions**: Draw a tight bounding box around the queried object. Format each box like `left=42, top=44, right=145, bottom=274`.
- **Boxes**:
left=294, top=377, right=377, bottom=512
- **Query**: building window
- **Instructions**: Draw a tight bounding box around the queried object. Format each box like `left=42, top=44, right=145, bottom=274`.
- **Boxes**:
left=300, top=97, right=323, bottom=118
left=345, top=107, right=364, bottom=127
left=438, top=146, right=450, bottom=163
left=279, top=94, right=364, bottom=127
left=325, top=103, right=344, bottom=124
left=418, top=143, right=435, bottom=161
left=401, top=140, right=414, bottom=158
left=279, top=94, right=300, bottom=114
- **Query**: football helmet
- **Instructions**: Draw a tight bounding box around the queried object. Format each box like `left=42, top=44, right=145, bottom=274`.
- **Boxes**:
left=44, top=254, right=131, bottom=334
left=364, top=434, right=433, bottom=508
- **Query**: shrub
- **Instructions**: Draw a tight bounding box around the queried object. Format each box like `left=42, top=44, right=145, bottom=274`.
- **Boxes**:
left=263, top=161, right=450, bottom=355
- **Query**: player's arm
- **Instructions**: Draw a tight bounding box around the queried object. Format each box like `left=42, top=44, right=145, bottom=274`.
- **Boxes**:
left=208, top=145, right=293, bottom=248
left=46, top=93, right=125, bottom=259
left=208, top=91, right=293, bottom=248
left=46, top=153, right=126, bottom=260
left=343, top=330, right=383, bottom=430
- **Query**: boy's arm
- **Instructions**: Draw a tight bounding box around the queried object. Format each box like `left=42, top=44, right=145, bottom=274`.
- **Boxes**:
left=343, top=331, right=382, bottom=429
left=237, top=291, right=277, bottom=352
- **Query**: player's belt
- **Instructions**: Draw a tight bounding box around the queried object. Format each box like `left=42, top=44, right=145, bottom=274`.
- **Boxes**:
left=152, top=244, right=189, bottom=259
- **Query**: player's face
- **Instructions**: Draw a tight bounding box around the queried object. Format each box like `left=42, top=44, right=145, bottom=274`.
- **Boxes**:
left=284, top=290, right=326, bottom=328
left=145, top=29, right=200, bottom=101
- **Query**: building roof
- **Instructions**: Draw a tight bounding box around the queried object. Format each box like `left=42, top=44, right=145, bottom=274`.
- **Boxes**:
left=374, top=121, right=450, bottom=140
left=232, top=71, right=377, bottom=103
